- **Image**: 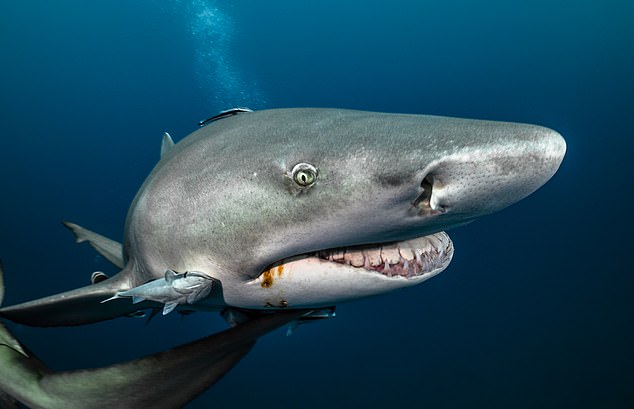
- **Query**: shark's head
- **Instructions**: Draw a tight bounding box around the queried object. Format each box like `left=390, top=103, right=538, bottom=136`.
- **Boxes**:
left=127, top=108, right=566, bottom=310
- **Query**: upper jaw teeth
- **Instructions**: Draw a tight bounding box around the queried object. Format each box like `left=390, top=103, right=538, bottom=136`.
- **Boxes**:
left=317, top=232, right=453, bottom=278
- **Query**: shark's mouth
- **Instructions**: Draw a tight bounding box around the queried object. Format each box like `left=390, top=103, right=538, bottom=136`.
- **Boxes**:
left=314, top=232, right=453, bottom=278
left=261, top=232, right=453, bottom=281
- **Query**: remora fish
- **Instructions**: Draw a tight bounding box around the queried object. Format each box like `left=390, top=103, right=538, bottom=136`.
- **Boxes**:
left=101, top=269, right=216, bottom=315
left=0, top=108, right=566, bottom=326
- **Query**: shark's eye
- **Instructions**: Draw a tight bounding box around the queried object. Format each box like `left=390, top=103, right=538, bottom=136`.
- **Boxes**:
left=291, top=163, right=318, bottom=187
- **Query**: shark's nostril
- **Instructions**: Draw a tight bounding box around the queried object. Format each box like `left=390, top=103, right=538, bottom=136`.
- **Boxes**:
left=421, top=175, right=433, bottom=194
left=413, top=175, right=434, bottom=211
left=414, top=174, right=447, bottom=215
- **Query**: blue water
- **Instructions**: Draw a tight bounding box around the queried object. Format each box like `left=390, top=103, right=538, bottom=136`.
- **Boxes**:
left=1, top=1, right=633, bottom=408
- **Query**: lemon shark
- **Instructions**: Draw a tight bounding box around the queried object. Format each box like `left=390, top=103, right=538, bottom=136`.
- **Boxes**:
left=0, top=108, right=565, bottom=326
left=0, top=108, right=565, bottom=408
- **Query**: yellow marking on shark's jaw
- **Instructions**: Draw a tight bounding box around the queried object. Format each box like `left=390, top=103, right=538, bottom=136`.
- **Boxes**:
left=259, top=263, right=285, bottom=288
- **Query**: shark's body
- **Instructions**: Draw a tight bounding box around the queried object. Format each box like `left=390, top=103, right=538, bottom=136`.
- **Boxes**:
left=1, top=108, right=565, bottom=326
left=0, top=108, right=565, bottom=407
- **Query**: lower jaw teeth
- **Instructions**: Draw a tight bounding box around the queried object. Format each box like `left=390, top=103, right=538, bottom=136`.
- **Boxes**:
left=327, top=252, right=434, bottom=277
left=315, top=234, right=452, bottom=278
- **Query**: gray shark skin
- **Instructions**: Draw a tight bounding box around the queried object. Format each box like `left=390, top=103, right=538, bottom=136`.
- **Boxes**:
left=0, top=108, right=566, bottom=326
left=0, top=260, right=308, bottom=409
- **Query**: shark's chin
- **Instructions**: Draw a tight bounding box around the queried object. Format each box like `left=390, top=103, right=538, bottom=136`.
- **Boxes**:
left=238, top=232, right=453, bottom=310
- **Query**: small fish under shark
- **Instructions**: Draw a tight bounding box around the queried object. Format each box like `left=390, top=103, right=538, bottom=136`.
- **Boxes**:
left=102, top=270, right=216, bottom=315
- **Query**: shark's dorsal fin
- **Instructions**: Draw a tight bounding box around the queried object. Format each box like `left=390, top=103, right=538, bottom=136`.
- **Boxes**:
left=63, top=221, right=124, bottom=269
left=0, top=261, right=308, bottom=408
left=161, top=132, right=175, bottom=158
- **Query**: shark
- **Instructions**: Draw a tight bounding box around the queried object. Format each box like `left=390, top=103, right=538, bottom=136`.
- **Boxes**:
left=0, top=107, right=565, bottom=407
left=0, top=108, right=565, bottom=326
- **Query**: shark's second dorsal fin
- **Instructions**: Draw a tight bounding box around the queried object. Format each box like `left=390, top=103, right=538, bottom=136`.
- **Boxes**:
left=161, top=132, right=175, bottom=158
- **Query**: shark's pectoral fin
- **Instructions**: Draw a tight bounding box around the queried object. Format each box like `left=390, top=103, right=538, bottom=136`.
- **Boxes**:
left=0, top=265, right=147, bottom=327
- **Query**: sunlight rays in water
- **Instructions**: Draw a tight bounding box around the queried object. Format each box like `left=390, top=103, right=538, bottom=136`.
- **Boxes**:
left=182, top=0, right=267, bottom=110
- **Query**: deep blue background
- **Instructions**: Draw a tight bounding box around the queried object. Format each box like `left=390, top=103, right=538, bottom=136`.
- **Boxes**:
left=1, top=1, right=632, bottom=408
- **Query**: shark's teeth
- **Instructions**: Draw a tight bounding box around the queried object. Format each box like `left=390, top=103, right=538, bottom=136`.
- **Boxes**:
left=344, top=250, right=365, bottom=267
left=316, top=232, right=453, bottom=278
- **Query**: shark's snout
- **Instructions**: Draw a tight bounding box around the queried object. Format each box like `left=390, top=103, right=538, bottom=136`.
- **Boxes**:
left=415, top=124, right=566, bottom=220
